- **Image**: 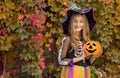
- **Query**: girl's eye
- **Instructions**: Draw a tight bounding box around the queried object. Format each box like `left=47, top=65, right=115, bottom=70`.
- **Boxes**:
left=74, top=20, right=77, bottom=23
left=79, top=21, right=83, bottom=23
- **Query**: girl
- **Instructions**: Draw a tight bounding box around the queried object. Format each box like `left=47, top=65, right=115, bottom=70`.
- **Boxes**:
left=58, top=2, right=102, bottom=78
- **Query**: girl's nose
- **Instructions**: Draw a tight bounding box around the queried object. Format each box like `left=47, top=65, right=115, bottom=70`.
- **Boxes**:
left=77, top=22, right=80, bottom=25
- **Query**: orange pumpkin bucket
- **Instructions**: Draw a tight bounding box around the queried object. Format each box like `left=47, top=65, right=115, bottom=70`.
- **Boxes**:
left=83, top=41, right=102, bottom=57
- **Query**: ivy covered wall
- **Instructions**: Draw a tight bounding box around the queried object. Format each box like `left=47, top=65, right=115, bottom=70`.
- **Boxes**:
left=0, top=0, right=120, bottom=78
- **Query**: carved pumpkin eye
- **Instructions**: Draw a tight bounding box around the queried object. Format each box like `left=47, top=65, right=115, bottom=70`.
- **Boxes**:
left=83, top=41, right=102, bottom=57
left=87, top=43, right=90, bottom=45
left=93, top=43, right=96, bottom=46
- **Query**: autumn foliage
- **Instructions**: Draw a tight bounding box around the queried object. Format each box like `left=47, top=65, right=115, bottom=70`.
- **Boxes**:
left=0, top=0, right=120, bottom=78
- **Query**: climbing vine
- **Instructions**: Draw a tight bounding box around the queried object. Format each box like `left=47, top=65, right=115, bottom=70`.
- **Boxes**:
left=0, top=0, right=120, bottom=78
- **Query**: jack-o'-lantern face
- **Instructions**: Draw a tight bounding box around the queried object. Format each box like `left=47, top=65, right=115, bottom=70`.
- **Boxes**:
left=83, top=41, right=102, bottom=56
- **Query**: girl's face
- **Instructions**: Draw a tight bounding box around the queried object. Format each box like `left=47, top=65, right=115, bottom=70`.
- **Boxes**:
left=71, top=14, right=84, bottom=32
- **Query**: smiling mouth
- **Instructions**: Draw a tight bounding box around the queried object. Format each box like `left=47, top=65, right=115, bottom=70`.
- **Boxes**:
left=86, top=49, right=96, bottom=53
left=75, top=26, right=82, bottom=28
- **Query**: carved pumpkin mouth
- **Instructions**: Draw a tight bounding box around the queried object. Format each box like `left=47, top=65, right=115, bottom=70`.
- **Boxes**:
left=86, top=49, right=96, bottom=53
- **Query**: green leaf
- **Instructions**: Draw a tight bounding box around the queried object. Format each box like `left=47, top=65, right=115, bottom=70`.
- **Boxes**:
left=19, top=33, right=30, bottom=40
left=1, top=43, right=13, bottom=51
left=16, top=28, right=26, bottom=33
left=0, top=13, right=6, bottom=19
left=4, top=0, right=15, bottom=9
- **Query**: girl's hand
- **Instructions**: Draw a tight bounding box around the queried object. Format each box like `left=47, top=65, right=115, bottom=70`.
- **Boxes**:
left=78, top=54, right=86, bottom=61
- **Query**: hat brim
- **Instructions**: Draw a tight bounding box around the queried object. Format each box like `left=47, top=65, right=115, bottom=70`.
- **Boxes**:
left=61, top=8, right=96, bottom=35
